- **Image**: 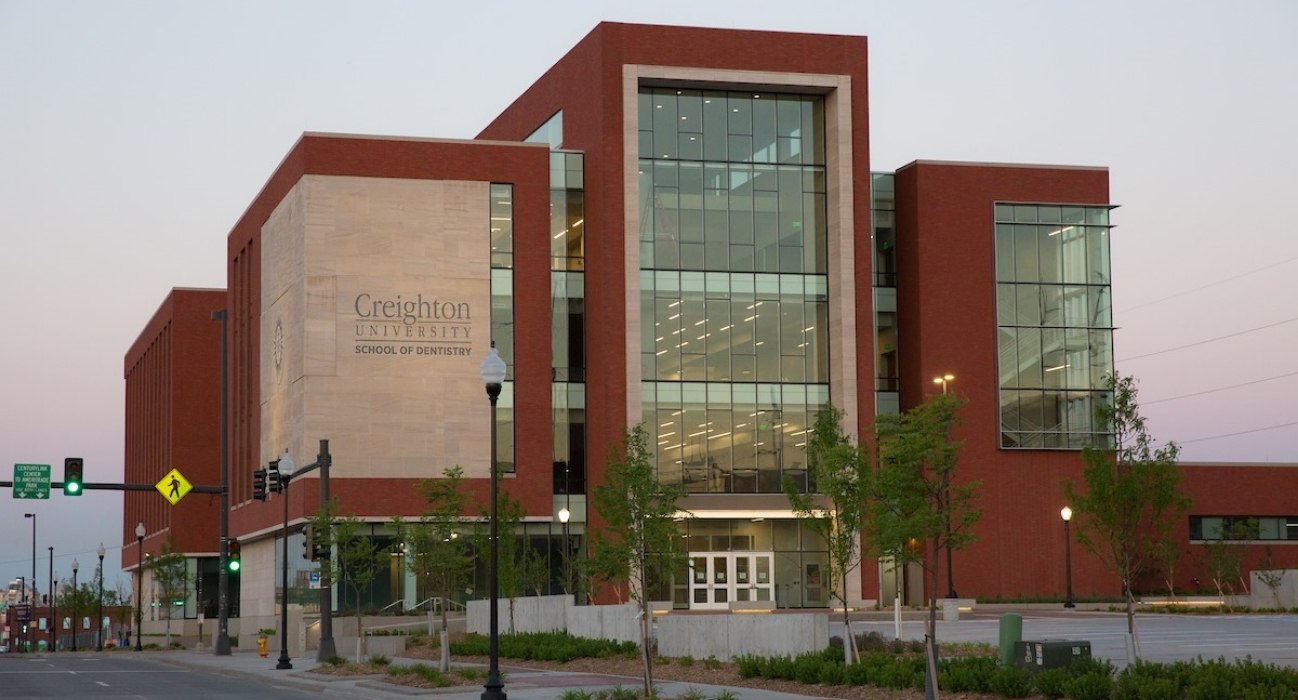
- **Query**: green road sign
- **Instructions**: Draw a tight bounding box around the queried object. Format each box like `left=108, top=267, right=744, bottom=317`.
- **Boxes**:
left=13, top=463, right=51, bottom=499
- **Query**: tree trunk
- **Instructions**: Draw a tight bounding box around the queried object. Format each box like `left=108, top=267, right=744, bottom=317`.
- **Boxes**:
left=840, top=573, right=858, bottom=664
left=926, top=540, right=941, bottom=700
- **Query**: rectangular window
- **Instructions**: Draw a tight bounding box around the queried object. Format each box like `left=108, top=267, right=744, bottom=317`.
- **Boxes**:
left=995, top=203, right=1114, bottom=449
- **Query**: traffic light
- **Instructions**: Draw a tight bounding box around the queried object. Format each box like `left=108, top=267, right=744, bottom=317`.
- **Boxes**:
left=63, top=457, right=84, bottom=496
left=252, top=467, right=268, bottom=501
left=302, top=525, right=313, bottom=560
left=267, top=459, right=283, bottom=494
left=227, top=540, right=241, bottom=572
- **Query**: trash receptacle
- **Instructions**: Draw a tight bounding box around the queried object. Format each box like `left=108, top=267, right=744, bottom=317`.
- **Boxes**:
left=1013, top=639, right=1091, bottom=671
left=942, top=599, right=960, bottom=621
left=998, top=613, right=1023, bottom=667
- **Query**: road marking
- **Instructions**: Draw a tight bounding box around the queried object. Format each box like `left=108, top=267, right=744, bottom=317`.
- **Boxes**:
left=96, top=681, right=109, bottom=687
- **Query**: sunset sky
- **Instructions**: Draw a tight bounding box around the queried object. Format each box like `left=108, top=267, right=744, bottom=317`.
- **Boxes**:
left=2, top=1, right=1294, bottom=591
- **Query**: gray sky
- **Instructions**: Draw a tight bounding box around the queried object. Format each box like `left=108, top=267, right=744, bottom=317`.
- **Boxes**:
left=2, top=1, right=1295, bottom=593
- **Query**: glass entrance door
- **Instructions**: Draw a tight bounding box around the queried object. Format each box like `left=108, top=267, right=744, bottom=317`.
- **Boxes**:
left=688, top=552, right=775, bottom=609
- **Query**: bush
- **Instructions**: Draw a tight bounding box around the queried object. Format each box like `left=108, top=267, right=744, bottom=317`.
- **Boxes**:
left=369, top=654, right=390, bottom=667
left=939, top=655, right=998, bottom=692
left=677, top=655, right=695, bottom=668
left=733, top=654, right=760, bottom=679
left=1035, top=668, right=1072, bottom=699
left=1187, top=659, right=1240, bottom=700
left=988, top=665, right=1034, bottom=698
left=557, top=691, right=594, bottom=700
left=450, top=631, right=637, bottom=662
left=1242, top=684, right=1296, bottom=700
left=702, top=655, right=722, bottom=670
left=325, top=655, right=347, bottom=667
left=1065, top=672, right=1113, bottom=700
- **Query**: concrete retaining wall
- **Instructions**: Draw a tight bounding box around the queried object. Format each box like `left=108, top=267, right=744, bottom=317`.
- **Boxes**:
left=466, top=594, right=571, bottom=635
left=657, top=612, right=828, bottom=661
left=565, top=602, right=639, bottom=644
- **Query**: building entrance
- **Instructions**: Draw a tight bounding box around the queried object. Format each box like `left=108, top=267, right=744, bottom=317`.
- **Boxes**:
left=687, top=552, right=775, bottom=610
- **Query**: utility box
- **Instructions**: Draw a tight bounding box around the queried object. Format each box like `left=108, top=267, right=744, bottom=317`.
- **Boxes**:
left=1013, top=639, right=1091, bottom=671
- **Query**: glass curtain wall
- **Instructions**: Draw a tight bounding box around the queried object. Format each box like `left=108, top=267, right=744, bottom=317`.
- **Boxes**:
left=639, top=87, right=830, bottom=495
left=995, top=203, right=1114, bottom=449
left=490, top=184, right=516, bottom=470
left=871, top=173, right=900, bottom=416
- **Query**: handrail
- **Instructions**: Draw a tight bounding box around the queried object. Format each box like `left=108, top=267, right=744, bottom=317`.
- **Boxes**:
left=377, top=599, right=406, bottom=614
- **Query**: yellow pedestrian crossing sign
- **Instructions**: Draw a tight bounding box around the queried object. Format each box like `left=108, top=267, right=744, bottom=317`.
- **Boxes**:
left=155, top=468, right=193, bottom=505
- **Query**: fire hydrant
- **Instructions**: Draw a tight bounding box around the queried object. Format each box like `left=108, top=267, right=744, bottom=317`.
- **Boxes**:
left=257, top=634, right=268, bottom=657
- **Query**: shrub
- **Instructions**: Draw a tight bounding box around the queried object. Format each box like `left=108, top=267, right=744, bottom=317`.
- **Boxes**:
left=677, top=655, right=695, bottom=667
left=369, top=653, right=390, bottom=667
left=325, top=655, right=347, bottom=667
left=817, top=662, right=844, bottom=685
left=709, top=691, right=738, bottom=700
left=733, top=654, right=760, bottom=679
left=1242, top=684, right=1296, bottom=700
left=1187, top=659, right=1240, bottom=700
left=450, top=631, right=637, bottom=662
left=702, top=655, right=722, bottom=671
left=989, top=665, right=1034, bottom=698
left=1035, top=667, right=1072, bottom=699
left=673, top=688, right=705, bottom=700
left=607, top=686, right=640, bottom=700
left=1065, top=672, right=1113, bottom=700
left=557, top=691, right=594, bottom=700
left=939, top=655, right=998, bottom=692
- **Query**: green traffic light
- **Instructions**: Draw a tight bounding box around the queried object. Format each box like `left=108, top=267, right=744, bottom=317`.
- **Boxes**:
left=228, top=560, right=240, bottom=572
left=67, top=482, right=80, bottom=494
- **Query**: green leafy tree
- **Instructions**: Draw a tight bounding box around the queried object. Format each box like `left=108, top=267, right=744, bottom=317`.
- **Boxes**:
left=404, top=466, right=473, bottom=636
left=1063, top=373, right=1189, bottom=662
left=311, top=500, right=387, bottom=661
left=477, top=477, right=527, bottom=633
left=590, top=424, right=688, bottom=697
left=872, top=392, right=978, bottom=698
left=149, top=540, right=189, bottom=647
left=784, top=403, right=872, bottom=664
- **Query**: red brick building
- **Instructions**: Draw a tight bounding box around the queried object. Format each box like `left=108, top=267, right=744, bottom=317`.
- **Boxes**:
left=122, top=23, right=1297, bottom=621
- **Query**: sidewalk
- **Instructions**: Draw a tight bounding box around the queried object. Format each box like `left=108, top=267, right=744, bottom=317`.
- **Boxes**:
left=155, top=649, right=829, bottom=700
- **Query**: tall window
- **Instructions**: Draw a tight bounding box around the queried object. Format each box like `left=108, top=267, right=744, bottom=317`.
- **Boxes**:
left=639, top=87, right=829, bottom=492
left=995, top=203, right=1114, bottom=449
left=490, top=183, right=515, bottom=470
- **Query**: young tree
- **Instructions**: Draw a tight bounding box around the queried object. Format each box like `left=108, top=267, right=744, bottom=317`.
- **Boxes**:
left=590, top=424, right=688, bottom=698
left=406, top=466, right=474, bottom=638
left=1063, top=373, right=1190, bottom=662
left=784, top=403, right=872, bottom=665
left=477, top=479, right=527, bottom=633
left=1202, top=518, right=1258, bottom=611
left=1255, top=547, right=1288, bottom=610
left=150, top=541, right=189, bottom=648
left=312, top=500, right=387, bottom=661
left=872, top=392, right=977, bottom=700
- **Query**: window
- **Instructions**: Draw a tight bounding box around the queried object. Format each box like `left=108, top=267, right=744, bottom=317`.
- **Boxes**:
left=995, top=203, right=1115, bottom=449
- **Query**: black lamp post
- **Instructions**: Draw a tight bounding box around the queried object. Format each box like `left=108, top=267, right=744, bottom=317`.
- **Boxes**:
left=135, top=522, right=145, bottom=651
left=932, top=374, right=957, bottom=599
left=71, top=559, right=79, bottom=651
left=275, top=450, right=296, bottom=671
left=25, top=513, right=36, bottom=654
left=97, top=543, right=105, bottom=651
left=1061, top=507, right=1075, bottom=608
left=479, top=342, right=507, bottom=700
left=48, top=546, right=55, bottom=653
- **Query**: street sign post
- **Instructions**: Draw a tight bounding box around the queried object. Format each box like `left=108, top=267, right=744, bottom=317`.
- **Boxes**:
left=13, top=464, right=51, bottom=499
left=155, top=468, right=194, bottom=505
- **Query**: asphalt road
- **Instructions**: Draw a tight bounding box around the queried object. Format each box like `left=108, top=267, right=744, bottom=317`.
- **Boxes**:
left=0, top=652, right=322, bottom=700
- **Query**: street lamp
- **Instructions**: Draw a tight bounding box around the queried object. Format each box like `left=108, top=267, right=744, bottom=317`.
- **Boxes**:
left=48, top=546, right=55, bottom=653
left=71, top=559, right=80, bottom=652
left=276, top=449, right=296, bottom=671
left=479, top=342, right=507, bottom=700
left=932, top=373, right=955, bottom=395
left=97, top=543, right=106, bottom=651
left=25, top=513, right=35, bottom=654
left=1061, top=507, right=1075, bottom=608
left=931, top=375, right=957, bottom=599
left=558, top=507, right=571, bottom=596
left=135, top=522, right=145, bottom=651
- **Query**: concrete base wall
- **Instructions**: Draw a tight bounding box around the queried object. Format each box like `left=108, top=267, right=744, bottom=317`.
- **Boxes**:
left=467, top=595, right=572, bottom=636
left=657, top=612, right=828, bottom=661
left=565, top=602, right=639, bottom=644
left=1250, top=569, right=1298, bottom=609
